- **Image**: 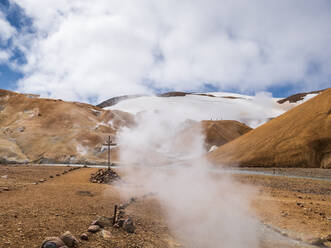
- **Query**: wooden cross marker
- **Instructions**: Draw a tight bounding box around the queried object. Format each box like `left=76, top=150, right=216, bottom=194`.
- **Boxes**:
left=103, top=136, right=117, bottom=169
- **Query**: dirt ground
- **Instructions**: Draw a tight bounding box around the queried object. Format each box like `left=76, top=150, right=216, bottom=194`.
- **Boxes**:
left=0, top=165, right=330, bottom=248
left=234, top=174, right=331, bottom=240
left=0, top=165, right=176, bottom=248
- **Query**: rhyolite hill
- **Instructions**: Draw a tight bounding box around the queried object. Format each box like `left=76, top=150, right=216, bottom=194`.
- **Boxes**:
left=208, top=88, right=331, bottom=168
left=0, top=89, right=253, bottom=165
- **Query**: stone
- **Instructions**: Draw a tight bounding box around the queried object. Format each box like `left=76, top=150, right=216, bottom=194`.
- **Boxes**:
left=60, top=231, right=79, bottom=248
left=1, top=175, right=8, bottom=179
left=308, top=237, right=325, bottom=246
left=56, top=174, right=60, bottom=176
left=100, top=230, right=111, bottom=240
left=43, top=242, right=58, bottom=248
left=88, top=225, right=101, bottom=233
left=116, top=219, right=125, bottom=227
left=42, top=237, right=65, bottom=248
left=76, top=191, right=93, bottom=197
left=118, top=210, right=125, bottom=218
left=80, top=233, right=89, bottom=241
left=1, top=187, right=10, bottom=191
left=123, top=218, right=135, bottom=233
left=91, top=216, right=113, bottom=228
left=18, top=126, right=25, bottom=132
left=50, top=175, right=54, bottom=178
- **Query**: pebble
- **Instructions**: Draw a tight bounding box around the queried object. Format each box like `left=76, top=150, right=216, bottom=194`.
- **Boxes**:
left=123, top=218, right=135, bottom=233
left=100, top=230, right=112, bottom=240
left=91, top=216, right=113, bottom=228
left=80, top=233, right=89, bottom=241
left=88, top=225, right=101, bottom=233
left=60, top=231, right=79, bottom=248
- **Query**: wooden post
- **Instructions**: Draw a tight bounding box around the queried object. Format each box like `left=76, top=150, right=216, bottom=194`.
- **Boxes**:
left=107, top=136, right=111, bottom=169
left=103, top=136, right=117, bottom=170
left=113, top=204, right=118, bottom=225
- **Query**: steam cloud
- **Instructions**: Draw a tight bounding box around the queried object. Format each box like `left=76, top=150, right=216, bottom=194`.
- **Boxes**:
left=115, top=108, right=259, bottom=247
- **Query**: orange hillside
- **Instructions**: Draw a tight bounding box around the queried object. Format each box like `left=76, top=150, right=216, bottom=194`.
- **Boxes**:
left=207, top=88, right=331, bottom=168
left=0, top=89, right=134, bottom=164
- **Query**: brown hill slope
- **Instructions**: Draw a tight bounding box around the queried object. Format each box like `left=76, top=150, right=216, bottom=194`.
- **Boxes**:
left=208, top=88, right=331, bottom=168
left=0, top=89, right=134, bottom=164
left=180, top=120, right=252, bottom=151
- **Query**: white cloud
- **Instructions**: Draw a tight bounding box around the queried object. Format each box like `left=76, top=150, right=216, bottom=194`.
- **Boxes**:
left=10, top=0, right=331, bottom=102
left=0, top=12, right=16, bottom=43
left=0, top=11, right=16, bottom=63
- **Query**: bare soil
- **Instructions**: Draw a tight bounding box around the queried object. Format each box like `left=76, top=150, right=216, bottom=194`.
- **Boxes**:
left=0, top=165, right=174, bottom=248
left=0, top=165, right=330, bottom=248
left=234, top=173, right=331, bottom=240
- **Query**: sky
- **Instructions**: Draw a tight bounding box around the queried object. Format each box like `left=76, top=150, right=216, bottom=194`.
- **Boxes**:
left=0, top=0, right=330, bottom=103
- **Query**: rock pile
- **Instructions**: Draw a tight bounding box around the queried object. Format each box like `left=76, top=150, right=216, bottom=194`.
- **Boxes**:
left=87, top=213, right=135, bottom=236
left=90, top=168, right=120, bottom=184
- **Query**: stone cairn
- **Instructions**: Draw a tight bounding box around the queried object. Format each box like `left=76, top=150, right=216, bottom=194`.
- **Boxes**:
left=90, top=168, right=120, bottom=184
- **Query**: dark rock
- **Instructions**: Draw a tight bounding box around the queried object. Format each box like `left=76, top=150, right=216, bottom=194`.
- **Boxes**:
left=41, top=237, right=65, bottom=248
left=308, top=237, right=325, bottom=246
left=43, top=242, right=58, bottom=248
left=80, top=233, right=89, bottom=241
left=117, top=219, right=125, bottom=227
left=123, top=218, right=135, bottom=233
left=50, top=175, right=54, bottom=178
left=76, top=191, right=93, bottom=197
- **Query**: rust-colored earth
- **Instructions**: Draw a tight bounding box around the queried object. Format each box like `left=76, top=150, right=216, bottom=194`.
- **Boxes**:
left=0, top=165, right=330, bottom=248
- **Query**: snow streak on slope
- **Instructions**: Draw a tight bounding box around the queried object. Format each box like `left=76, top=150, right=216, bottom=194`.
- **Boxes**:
left=106, top=92, right=287, bottom=128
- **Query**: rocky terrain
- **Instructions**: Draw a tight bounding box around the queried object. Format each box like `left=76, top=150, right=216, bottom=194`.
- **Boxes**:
left=208, top=88, right=331, bottom=168
left=0, top=165, right=330, bottom=247
left=277, top=89, right=326, bottom=104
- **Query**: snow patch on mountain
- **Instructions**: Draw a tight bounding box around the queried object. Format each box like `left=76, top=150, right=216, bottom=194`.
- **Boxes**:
left=106, top=92, right=310, bottom=128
